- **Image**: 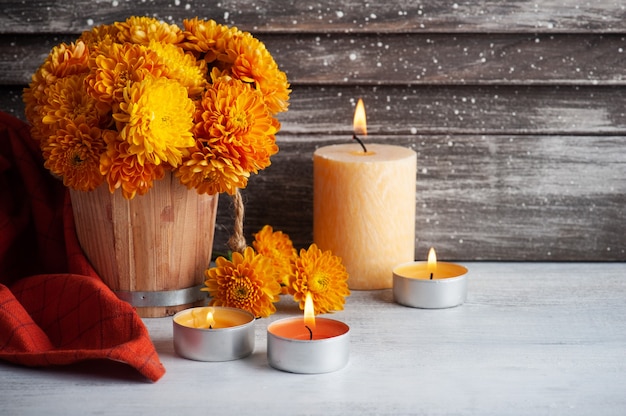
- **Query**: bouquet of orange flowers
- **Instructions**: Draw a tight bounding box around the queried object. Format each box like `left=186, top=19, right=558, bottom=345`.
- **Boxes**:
left=23, top=16, right=290, bottom=199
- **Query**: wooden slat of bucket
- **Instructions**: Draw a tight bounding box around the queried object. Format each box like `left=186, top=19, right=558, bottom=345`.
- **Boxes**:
left=70, top=172, right=218, bottom=317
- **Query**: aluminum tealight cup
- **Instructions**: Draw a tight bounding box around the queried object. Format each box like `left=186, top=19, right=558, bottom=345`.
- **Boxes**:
left=393, top=261, right=468, bottom=309
left=173, top=306, right=255, bottom=361
left=267, top=317, right=350, bottom=374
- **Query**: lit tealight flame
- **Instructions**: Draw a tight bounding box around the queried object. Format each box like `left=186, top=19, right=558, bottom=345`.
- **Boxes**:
left=353, top=98, right=367, bottom=136
left=304, top=292, right=316, bottom=331
left=206, top=308, right=216, bottom=329
left=427, top=247, right=437, bottom=279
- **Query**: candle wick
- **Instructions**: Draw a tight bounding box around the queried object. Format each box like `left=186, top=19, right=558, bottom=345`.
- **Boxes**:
left=209, top=325, right=213, bottom=329
left=305, top=325, right=313, bottom=340
left=430, top=273, right=433, bottom=280
left=352, top=134, right=368, bottom=153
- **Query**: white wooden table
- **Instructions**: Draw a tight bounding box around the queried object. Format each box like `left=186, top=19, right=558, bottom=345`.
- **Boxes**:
left=1, top=262, right=625, bottom=415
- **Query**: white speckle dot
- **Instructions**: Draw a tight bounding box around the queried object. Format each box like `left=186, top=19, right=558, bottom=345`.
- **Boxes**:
left=224, top=12, right=229, bottom=20
left=410, top=127, right=418, bottom=134
left=336, top=11, right=344, bottom=18
left=421, top=168, right=428, bottom=174
left=349, top=53, right=357, bottom=61
left=86, top=18, right=94, bottom=26
left=111, top=0, right=119, bottom=6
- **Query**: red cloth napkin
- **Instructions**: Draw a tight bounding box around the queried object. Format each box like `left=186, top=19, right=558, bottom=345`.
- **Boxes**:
left=0, top=111, right=166, bottom=382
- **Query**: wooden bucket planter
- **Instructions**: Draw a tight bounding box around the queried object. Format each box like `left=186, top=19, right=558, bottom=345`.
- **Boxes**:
left=69, top=172, right=218, bottom=317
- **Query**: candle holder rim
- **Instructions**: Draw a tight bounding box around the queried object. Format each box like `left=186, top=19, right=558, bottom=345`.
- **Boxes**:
left=392, top=260, right=468, bottom=281
left=172, top=306, right=255, bottom=331
left=267, top=316, right=350, bottom=342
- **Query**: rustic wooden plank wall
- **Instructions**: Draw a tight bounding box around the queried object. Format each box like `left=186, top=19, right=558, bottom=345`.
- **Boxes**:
left=1, top=0, right=624, bottom=261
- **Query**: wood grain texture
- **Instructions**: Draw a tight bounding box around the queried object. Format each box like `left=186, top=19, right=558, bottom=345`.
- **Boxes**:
left=0, top=0, right=624, bottom=261
left=3, top=33, right=626, bottom=85
left=1, top=0, right=626, bottom=34
left=70, top=173, right=218, bottom=317
left=1, top=263, right=625, bottom=415
left=4, top=84, right=626, bottom=134
left=212, top=134, right=626, bottom=261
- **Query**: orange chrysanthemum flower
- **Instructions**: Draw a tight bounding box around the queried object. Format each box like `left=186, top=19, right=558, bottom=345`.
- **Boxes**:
left=99, top=130, right=165, bottom=199
left=24, top=41, right=91, bottom=141
left=40, top=74, right=109, bottom=130
left=181, top=18, right=290, bottom=115
left=113, top=76, right=196, bottom=166
left=114, top=16, right=184, bottom=45
left=203, top=247, right=281, bottom=318
left=176, top=76, right=278, bottom=195
left=85, top=42, right=167, bottom=105
left=226, top=32, right=291, bottom=115
left=42, top=120, right=106, bottom=191
left=252, top=225, right=297, bottom=294
left=180, top=18, right=238, bottom=64
left=39, top=40, right=90, bottom=82
left=289, top=244, right=351, bottom=315
left=79, top=23, right=120, bottom=48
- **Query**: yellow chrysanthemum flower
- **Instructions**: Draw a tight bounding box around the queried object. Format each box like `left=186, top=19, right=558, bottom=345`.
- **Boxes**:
left=146, top=40, right=207, bottom=96
left=290, top=244, right=351, bottom=315
left=176, top=76, right=278, bottom=195
left=113, top=76, right=195, bottom=166
left=203, top=247, right=281, bottom=318
left=252, top=225, right=297, bottom=294
left=42, top=119, right=105, bottom=191
left=99, top=130, right=165, bottom=199
left=114, top=16, right=183, bottom=45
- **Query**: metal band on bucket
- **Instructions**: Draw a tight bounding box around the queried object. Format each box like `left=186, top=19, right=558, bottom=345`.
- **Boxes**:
left=115, top=284, right=206, bottom=308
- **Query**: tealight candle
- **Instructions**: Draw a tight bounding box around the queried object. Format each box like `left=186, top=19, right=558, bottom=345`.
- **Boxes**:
left=267, top=293, right=350, bottom=374
left=313, top=98, right=416, bottom=290
left=393, top=248, right=469, bottom=309
left=173, top=306, right=255, bottom=361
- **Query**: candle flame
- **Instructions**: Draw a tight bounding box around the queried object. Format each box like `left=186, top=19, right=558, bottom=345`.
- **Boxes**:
left=353, top=98, right=367, bottom=136
left=304, top=292, right=316, bottom=330
left=206, top=308, right=216, bottom=329
left=427, top=247, right=437, bottom=275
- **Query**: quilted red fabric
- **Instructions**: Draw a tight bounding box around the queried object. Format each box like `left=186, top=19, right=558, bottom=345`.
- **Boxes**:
left=0, top=111, right=165, bottom=382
